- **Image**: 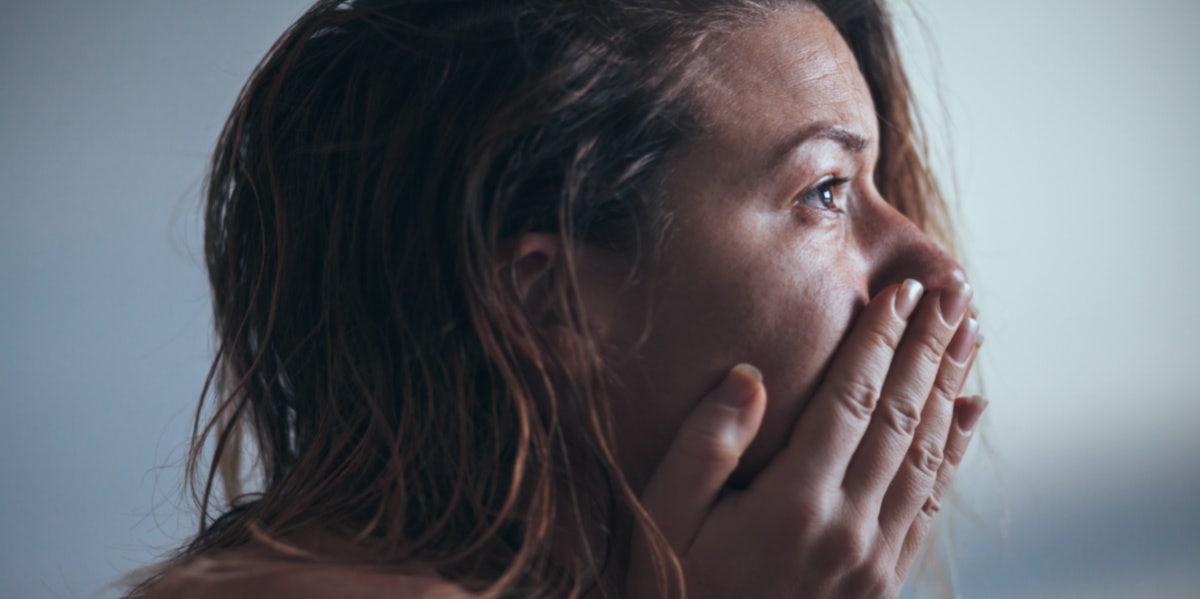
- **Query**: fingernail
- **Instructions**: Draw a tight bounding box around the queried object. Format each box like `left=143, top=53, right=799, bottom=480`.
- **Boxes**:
left=955, top=395, right=988, bottom=434
left=717, top=363, right=761, bottom=408
left=939, top=280, right=973, bottom=325
left=894, top=279, right=924, bottom=320
left=946, top=317, right=979, bottom=363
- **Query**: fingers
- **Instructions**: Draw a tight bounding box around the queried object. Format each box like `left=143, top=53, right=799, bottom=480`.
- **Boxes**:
left=762, top=279, right=923, bottom=492
left=842, top=281, right=973, bottom=509
left=895, top=395, right=988, bottom=577
left=638, top=363, right=767, bottom=552
left=876, top=313, right=979, bottom=540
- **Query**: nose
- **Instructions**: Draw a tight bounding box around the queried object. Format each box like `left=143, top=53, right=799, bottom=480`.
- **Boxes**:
left=859, top=197, right=966, bottom=297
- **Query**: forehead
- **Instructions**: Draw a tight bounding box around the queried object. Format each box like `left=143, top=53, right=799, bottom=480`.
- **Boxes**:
left=684, top=6, right=877, bottom=167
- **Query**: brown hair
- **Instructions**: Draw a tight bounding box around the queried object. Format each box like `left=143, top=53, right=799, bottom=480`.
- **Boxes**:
left=129, top=0, right=952, bottom=597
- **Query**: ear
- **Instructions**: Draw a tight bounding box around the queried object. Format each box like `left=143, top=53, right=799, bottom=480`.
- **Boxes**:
left=496, top=233, right=622, bottom=371
left=495, top=232, right=562, bottom=320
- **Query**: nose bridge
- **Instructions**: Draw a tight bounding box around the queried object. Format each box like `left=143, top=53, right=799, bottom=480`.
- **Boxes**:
left=859, top=197, right=964, bottom=295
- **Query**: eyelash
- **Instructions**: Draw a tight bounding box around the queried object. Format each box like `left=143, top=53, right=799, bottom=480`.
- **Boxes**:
left=797, top=177, right=850, bottom=212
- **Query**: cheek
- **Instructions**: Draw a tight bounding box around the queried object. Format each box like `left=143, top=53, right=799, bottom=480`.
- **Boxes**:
left=728, top=257, right=862, bottom=481
left=734, top=272, right=859, bottom=482
left=605, top=238, right=863, bottom=488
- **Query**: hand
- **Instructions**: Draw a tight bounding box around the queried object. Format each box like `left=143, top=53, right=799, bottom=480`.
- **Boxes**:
left=628, top=280, right=985, bottom=599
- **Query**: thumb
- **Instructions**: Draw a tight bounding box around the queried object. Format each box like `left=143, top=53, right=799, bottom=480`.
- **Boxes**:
left=638, top=363, right=767, bottom=554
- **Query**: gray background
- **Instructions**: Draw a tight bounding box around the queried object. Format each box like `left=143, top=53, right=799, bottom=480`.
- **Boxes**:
left=2, top=1, right=1197, bottom=597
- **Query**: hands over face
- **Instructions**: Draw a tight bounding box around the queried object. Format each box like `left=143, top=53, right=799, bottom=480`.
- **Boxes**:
left=629, top=280, right=984, bottom=599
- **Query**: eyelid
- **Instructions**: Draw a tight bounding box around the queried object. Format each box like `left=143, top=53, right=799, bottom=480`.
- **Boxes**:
left=795, top=176, right=851, bottom=212
left=820, top=176, right=850, bottom=192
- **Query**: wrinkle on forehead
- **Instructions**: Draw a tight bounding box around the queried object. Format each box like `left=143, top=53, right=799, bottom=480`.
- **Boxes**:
left=681, top=6, right=877, bottom=169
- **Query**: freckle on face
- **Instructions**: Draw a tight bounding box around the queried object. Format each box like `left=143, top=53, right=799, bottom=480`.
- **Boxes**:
left=583, top=7, right=947, bottom=488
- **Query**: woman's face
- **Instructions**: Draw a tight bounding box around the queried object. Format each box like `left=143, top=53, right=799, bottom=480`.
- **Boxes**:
left=580, top=7, right=965, bottom=486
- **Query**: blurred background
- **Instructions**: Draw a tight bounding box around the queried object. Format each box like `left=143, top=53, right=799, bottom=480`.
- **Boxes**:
left=1, top=0, right=1196, bottom=597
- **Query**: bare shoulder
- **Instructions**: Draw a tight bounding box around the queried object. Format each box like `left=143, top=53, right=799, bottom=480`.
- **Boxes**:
left=138, top=529, right=477, bottom=599
left=143, top=563, right=475, bottom=599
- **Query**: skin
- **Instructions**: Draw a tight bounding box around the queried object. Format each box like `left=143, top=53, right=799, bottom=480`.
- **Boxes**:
left=148, top=6, right=983, bottom=598
left=583, top=7, right=984, bottom=597
left=584, top=5, right=968, bottom=489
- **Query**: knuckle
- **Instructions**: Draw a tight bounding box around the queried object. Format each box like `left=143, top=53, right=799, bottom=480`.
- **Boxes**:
left=833, top=378, right=882, bottom=421
left=770, top=500, right=825, bottom=554
left=907, top=437, right=944, bottom=477
left=921, top=495, right=943, bottom=517
left=818, top=523, right=873, bottom=568
left=909, top=333, right=946, bottom=370
left=931, top=371, right=961, bottom=401
left=943, top=442, right=967, bottom=467
left=843, top=563, right=894, bottom=597
left=786, top=496, right=825, bottom=531
left=879, top=396, right=922, bottom=437
left=868, top=564, right=897, bottom=596
left=865, top=317, right=904, bottom=351
left=676, top=424, right=742, bottom=468
left=772, top=489, right=830, bottom=537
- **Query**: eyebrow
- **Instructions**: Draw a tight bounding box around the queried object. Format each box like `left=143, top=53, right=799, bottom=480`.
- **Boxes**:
left=768, top=123, right=871, bottom=170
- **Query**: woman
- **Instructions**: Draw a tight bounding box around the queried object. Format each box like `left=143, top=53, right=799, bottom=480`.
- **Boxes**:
left=132, top=0, right=985, bottom=597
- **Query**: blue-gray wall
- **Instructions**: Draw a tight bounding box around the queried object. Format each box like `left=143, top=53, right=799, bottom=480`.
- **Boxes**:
left=2, top=1, right=1197, bottom=597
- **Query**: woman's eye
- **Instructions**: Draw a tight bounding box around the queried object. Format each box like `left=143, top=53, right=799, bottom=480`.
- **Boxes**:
left=798, top=178, right=848, bottom=211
